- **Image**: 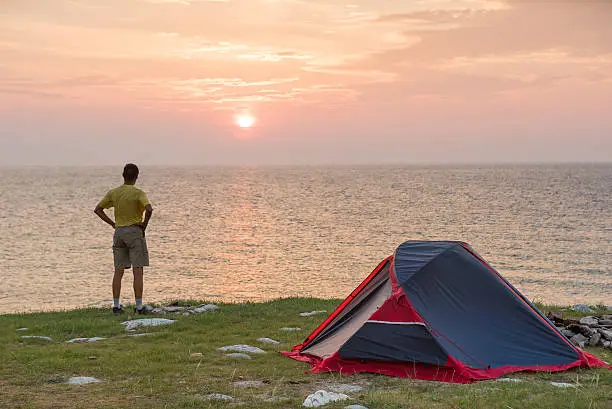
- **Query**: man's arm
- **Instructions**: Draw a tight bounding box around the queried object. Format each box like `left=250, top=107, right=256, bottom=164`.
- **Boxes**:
left=141, top=204, right=153, bottom=232
left=94, top=205, right=115, bottom=229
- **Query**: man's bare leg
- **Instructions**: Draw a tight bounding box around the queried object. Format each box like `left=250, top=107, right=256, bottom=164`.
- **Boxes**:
left=133, top=267, right=144, bottom=311
left=113, top=268, right=125, bottom=312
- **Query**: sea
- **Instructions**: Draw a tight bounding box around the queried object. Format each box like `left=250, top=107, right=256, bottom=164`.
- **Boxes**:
left=0, top=164, right=610, bottom=314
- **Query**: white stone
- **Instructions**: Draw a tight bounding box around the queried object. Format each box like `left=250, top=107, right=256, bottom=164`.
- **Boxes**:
left=128, top=333, right=153, bottom=337
left=599, top=329, right=612, bottom=341
left=233, top=380, right=264, bottom=388
left=67, top=377, right=103, bottom=385
left=299, top=311, right=327, bottom=317
left=579, top=316, right=599, bottom=326
left=328, top=384, right=363, bottom=393
left=345, top=405, right=369, bottom=409
left=21, top=336, right=52, bottom=341
left=67, top=338, right=89, bottom=343
left=281, top=327, right=302, bottom=331
left=303, top=390, right=349, bottom=407
left=163, top=306, right=185, bottom=313
left=226, top=353, right=252, bottom=359
left=191, top=304, right=219, bottom=313
left=497, top=378, right=523, bottom=383
left=205, top=393, right=233, bottom=400
left=218, top=345, right=266, bottom=354
left=67, top=337, right=106, bottom=343
left=551, top=382, right=575, bottom=388
left=16, top=328, right=28, bottom=331
left=570, top=304, right=594, bottom=313
left=121, top=318, right=175, bottom=331
left=570, top=333, right=588, bottom=348
left=257, top=337, right=280, bottom=344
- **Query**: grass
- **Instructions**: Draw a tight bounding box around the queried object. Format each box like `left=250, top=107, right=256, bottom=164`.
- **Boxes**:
left=0, top=298, right=610, bottom=409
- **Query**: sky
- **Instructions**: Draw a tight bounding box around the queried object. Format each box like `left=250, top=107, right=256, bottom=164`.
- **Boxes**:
left=1, top=0, right=611, bottom=166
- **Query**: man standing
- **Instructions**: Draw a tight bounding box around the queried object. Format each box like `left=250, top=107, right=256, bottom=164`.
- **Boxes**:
left=94, top=164, right=153, bottom=314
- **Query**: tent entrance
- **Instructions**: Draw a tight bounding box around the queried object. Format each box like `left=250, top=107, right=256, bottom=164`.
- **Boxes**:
left=339, top=321, right=448, bottom=365
left=302, top=262, right=392, bottom=359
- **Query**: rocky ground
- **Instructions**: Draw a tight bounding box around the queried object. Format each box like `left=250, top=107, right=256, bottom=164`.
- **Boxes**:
left=547, top=310, right=612, bottom=349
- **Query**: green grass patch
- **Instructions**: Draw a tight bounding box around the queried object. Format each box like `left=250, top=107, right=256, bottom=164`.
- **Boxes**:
left=0, top=298, right=610, bottom=408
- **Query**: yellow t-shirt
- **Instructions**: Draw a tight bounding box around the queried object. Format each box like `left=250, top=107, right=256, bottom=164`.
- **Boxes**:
left=98, top=184, right=151, bottom=227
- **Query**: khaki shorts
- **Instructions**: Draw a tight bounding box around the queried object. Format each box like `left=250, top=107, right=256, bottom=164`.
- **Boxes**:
left=113, top=226, right=149, bottom=269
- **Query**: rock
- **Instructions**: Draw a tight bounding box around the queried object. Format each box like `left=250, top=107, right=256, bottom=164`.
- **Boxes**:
left=21, top=336, right=53, bottom=341
left=588, top=333, right=602, bottom=347
left=345, top=406, right=369, bottom=409
left=599, top=329, right=612, bottom=341
left=561, top=329, right=577, bottom=338
left=551, top=382, right=575, bottom=388
left=151, top=308, right=166, bottom=315
left=121, top=318, right=175, bottom=331
left=599, top=319, right=612, bottom=326
left=16, top=328, right=28, bottom=331
left=299, top=311, right=327, bottom=317
left=191, top=304, right=219, bottom=313
left=580, top=326, right=596, bottom=337
left=217, top=345, right=266, bottom=354
left=128, top=333, right=153, bottom=337
left=66, top=337, right=106, bottom=343
left=579, top=316, right=598, bottom=326
left=281, top=327, right=302, bottom=331
left=205, top=394, right=233, bottom=401
left=142, top=304, right=155, bottom=313
left=547, top=311, right=563, bottom=323
left=602, top=315, right=612, bottom=321
left=570, top=333, right=588, bottom=348
left=233, top=380, right=264, bottom=389
left=88, top=356, right=97, bottom=360
left=163, top=306, right=185, bottom=313
left=67, top=377, right=103, bottom=385
left=570, top=304, right=594, bottom=313
left=257, top=337, right=280, bottom=344
left=303, top=390, right=349, bottom=407
left=602, top=341, right=611, bottom=348
left=226, top=353, right=252, bottom=359
left=497, top=378, right=523, bottom=383
left=567, top=324, right=582, bottom=333
left=328, top=384, right=363, bottom=394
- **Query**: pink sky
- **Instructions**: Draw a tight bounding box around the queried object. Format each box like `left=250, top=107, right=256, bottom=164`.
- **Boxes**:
left=1, top=0, right=611, bottom=165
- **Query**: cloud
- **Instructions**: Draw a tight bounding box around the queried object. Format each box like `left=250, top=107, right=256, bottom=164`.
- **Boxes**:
left=141, top=0, right=228, bottom=4
left=0, top=88, right=69, bottom=99
left=368, top=2, right=612, bottom=65
left=2, top=0, right=612, bottom=114
left=142, top=0, right=191, bottom=4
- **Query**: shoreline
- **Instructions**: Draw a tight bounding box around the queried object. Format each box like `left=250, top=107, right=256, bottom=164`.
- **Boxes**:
left=1, top=297, right=610, bottom=317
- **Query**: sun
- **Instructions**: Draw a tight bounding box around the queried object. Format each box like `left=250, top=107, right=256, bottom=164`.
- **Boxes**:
left=235, top=114, right=255, bottom=129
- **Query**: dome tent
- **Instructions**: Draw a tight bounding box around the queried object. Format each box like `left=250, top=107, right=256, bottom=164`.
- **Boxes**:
left=283, top=241, right=609, bottom=383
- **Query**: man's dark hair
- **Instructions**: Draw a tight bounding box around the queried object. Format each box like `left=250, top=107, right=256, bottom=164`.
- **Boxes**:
left=123, top=163, right=139, bottom=181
